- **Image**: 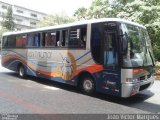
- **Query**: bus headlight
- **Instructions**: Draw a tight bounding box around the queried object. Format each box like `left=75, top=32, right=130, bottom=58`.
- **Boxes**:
left=126, top=78, right=140, bottom=83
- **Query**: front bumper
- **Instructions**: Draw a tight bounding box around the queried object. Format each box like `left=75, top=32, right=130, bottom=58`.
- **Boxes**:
left=121, top=77, right=154, bottom=98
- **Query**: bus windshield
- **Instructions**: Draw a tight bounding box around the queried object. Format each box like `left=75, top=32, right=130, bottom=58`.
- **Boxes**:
left=121, top=23, right=154, bottom=68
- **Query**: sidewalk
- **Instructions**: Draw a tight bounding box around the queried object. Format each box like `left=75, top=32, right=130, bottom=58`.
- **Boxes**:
left=149, top=79, right=160, bottom=93
left=155, top=75, right=160, bottom=80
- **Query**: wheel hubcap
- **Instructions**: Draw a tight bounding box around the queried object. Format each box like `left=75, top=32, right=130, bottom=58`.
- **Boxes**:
left=83, top=80, right=93, bottom=91
left=19, top=67, right=24, bottom=77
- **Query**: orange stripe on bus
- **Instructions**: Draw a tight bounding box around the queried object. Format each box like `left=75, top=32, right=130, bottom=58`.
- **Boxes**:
left=2, top=56, right=104, bottom=78
left=2, top=56, right=65, bottom=77
left=74, top=64, right=104, bottom=76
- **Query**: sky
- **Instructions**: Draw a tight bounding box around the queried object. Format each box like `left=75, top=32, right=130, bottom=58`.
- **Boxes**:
left=1, top=0, right=93, bottom=16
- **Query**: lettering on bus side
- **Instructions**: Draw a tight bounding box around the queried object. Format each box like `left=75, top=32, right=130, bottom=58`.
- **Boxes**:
left=28, top=51, right=52, bottom=59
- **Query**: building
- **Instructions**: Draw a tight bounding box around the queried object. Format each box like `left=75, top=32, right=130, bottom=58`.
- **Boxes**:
left=0, top=1, right=47, bottom=30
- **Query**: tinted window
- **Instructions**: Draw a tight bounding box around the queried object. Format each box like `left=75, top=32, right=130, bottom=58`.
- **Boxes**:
left=45, top=32, right=56, bottom=47
left=69, top=25, right=87, bottom=48
left=26, top=33, right=40, bottom=47
left=2, top=36, right=8, bottom=47
left=2, top=36, right=16, bottom=48
left=56, top=31, right=60, bottom=46
left=91, top=23, right=102, bottom=63
left=62, top=30, right=68, bottom=47
left=34, top=33, right=40, bottom=47
left=104, top=32, right=118, bottom=65
left=16, top=35, right=26, bottom=48
left=27, top=33, right=34, bottom=47
left=7, top=35, right=16, bottom=48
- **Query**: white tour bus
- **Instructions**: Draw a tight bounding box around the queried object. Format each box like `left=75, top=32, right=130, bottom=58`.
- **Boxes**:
left=1, top=18, right=155, bottom=97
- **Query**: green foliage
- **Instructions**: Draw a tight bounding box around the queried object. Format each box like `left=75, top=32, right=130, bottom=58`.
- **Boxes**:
left=0, top=26, right=8, bottom=39
left=74, top=0, right=160, bottom=61
left=88, top=0, right=111, bottom=18
left=0, top=6, right=14, bottom=47
left=116, top=0, right=160, bottom=61
left=0, top=26, right=8, bottom=49
left=148, top=25, right=160, bottom=61
left=37, top=13, right=75, bottom=27
left=74, top=0, right=114, bottom=20
left=2, top=6, right=15, bottom=31
left=74, top=7, right=88, bottom=20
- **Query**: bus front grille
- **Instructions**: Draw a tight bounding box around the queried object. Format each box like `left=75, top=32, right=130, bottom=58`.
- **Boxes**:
left=139, top=83, right=151, bottom=91
left=140, top=76, right=145, bottom=81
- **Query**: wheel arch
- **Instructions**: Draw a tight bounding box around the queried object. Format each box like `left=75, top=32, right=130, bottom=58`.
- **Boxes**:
left=77, top=71, right=97, bottom=88
left=17, top=62, right=25, bottom=72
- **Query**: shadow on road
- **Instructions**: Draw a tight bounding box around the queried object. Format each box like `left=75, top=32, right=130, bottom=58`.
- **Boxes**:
left=2, top=72, right=160, bottom=113
left=95, top=91, right=160, bottom=113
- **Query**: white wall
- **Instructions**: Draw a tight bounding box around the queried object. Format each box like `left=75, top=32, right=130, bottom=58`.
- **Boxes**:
left=0, top=1, right=46, bottom=30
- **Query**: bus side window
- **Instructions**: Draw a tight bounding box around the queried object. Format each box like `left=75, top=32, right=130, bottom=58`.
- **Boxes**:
left=40, top=33, right=45, bottom=47
left=45, top=33, right=51, bottom=47
left=7, top=35, right=16, bottom=48
left=22, top=35, right=26, bottom=47
left=80, top=27, right=87, bottom=47
left=91, top=26, right=102, bottom=64
left=16, top=35, right=26, bottom=48
left=69, top=26, right=86, bottom=48
left=16, top=35, right=21, bottom=47
left=34, top=33, right=40, bottom=47
left=104, top=32, right=118, bottom=65
left=56, top=31, right=60, bottom=46
left=62, top=30, right=68, bottom=47
left=2, top=36, right=8, bottom=47
left=27, top=33, right=34, bottom=47
left=45, top=32, right=56, bottom=47
left=51, top=32, right=56, bottom=46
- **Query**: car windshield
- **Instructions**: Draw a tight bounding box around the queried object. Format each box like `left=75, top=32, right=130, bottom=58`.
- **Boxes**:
left=121, top=23, right=154, bottom=68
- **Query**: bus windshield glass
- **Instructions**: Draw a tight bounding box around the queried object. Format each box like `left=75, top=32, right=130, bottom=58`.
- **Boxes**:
left=121, top=23, right=154, bottom=68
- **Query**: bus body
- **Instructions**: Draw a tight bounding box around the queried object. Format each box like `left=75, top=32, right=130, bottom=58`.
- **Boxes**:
left=1, top=18, right=155, bottom=97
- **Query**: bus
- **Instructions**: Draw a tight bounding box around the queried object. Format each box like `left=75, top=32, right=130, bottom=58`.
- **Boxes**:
left=1, top=18, right=155, bottom=97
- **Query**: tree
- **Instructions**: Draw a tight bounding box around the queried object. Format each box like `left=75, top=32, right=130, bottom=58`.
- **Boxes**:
left=88, top=0, right=113, bottom=18
left=74, top=0, right=114, bottom=19
left=115, top=0, right=160, bottom=60
left=0, top=26, right=8, bottom=39
left=74, top=7, right=88, bottom=20
left=74, top=0, right=160, bottom=61
left=2, top=6, right=15, bottom=31
left=37, top=13, right=75, bottom=27
left=0, top=26, right=8, bottom=50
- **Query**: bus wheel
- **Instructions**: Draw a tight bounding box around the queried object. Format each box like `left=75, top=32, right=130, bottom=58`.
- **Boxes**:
left=80, top=76, right=95, bottom=95
left=18, top=65, right=26, bottom=78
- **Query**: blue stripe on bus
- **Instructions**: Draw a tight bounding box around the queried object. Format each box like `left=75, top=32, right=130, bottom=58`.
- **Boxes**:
left=7, top=59, right=20, bottom=69
left=6, top=58, right=37, bottom=76
left=26, top=65, right=37, bottom=76
left=29, top=61, right=57, bottom=68
left=75, top=51, right=90, bottom=61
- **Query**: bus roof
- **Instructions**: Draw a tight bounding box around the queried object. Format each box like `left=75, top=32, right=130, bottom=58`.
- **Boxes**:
left=3, top=18, right=145, bottom=36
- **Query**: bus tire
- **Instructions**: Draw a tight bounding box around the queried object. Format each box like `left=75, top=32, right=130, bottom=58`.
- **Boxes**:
left=18, top=65, right=26, bottom=78
left=80, top=76, right=96, bottom=95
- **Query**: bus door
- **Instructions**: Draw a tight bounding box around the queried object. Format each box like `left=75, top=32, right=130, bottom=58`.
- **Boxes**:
left=102, top=22, right=121, bottom=96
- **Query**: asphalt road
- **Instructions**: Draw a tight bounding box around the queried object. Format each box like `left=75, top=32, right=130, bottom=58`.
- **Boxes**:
left=0, top=59, right=160, bottom=114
